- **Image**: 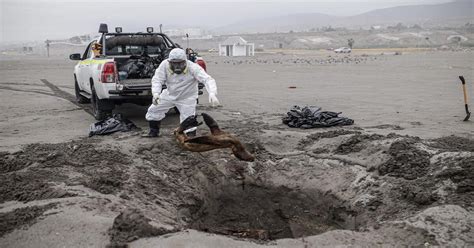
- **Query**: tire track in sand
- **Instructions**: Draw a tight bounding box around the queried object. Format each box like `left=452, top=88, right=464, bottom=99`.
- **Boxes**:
left=40, top=79, right=94, bottom=116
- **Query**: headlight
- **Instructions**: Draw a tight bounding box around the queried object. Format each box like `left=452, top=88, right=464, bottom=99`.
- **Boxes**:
left=117, top=84, right=124, bottom=91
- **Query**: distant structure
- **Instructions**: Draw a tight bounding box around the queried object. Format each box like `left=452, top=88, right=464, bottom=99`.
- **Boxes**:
left=219, top=36, right=254, bottom=56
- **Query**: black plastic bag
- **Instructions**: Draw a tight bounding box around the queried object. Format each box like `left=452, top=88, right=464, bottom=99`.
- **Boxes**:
left=119, top=55, right=158, bottom=79
left=89, top=114, right=138, bottom=137
left=120, top=60, right=144, bottom=79
left=282, top=105, right=354, bottom=128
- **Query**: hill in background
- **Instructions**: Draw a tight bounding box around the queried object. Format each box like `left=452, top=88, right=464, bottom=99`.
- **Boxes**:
left=214, top=0, right=473, bottom=34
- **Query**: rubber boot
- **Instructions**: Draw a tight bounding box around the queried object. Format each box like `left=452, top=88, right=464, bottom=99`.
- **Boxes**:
left=142, top=121, right=160, bottom=137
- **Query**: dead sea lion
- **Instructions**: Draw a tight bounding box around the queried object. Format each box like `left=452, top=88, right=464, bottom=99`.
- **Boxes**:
left=173, top=113, right=255, bottom=162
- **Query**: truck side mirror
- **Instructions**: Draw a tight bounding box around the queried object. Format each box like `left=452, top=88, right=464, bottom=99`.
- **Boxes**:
left=69, top=53, right=82, bottom=60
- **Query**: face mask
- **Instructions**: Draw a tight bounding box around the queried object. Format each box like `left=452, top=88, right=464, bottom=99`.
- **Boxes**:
left=169, top=60, right=186, bottom=74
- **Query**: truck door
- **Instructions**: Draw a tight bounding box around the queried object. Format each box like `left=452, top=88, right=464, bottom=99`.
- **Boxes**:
left=77, top=42, right=94, bottom=94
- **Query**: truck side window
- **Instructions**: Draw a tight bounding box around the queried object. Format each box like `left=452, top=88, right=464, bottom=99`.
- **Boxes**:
left=87, top=44, right=95, bottom=58
left=82, top=42, right=93, bottom=60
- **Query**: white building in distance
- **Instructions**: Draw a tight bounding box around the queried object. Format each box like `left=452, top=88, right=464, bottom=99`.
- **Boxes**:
left=219, top=36, right=254, bottom=56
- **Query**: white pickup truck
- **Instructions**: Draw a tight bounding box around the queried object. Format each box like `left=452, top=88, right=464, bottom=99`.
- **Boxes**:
left=70, top=24, right=206, bottom=120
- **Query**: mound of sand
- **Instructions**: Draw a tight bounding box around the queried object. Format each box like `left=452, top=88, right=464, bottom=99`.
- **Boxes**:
left=0, top=113, right=472, bottom=247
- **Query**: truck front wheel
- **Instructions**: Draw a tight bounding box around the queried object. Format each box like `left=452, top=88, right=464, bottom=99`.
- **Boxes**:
left=91, top=85, right=113, bottom=120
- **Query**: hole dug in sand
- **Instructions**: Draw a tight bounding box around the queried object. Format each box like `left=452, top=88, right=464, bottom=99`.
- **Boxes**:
left=187, top=182, right=357, bottom=240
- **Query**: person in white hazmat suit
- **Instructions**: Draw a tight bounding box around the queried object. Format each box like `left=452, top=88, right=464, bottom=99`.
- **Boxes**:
left=143, top=48, right=220, bottom=137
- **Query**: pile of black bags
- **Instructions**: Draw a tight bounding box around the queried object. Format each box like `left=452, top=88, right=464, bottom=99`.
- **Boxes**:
left=89, top=114, right=138, bottom=137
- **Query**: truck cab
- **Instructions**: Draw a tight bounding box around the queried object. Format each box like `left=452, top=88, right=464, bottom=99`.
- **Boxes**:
left=70, top=24, right=205, bottom=120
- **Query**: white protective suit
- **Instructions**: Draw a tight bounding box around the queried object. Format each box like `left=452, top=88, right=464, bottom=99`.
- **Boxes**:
left=145, top=49, right=218, bottom=132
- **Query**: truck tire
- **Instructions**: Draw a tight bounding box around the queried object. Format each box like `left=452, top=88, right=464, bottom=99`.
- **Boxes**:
left=91, top=85, right=112, bottom=120
left=75, top=76, right=90, bottom=104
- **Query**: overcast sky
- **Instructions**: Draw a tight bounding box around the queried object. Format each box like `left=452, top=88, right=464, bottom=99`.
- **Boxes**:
left=0, top=0, right=453, bottom=43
